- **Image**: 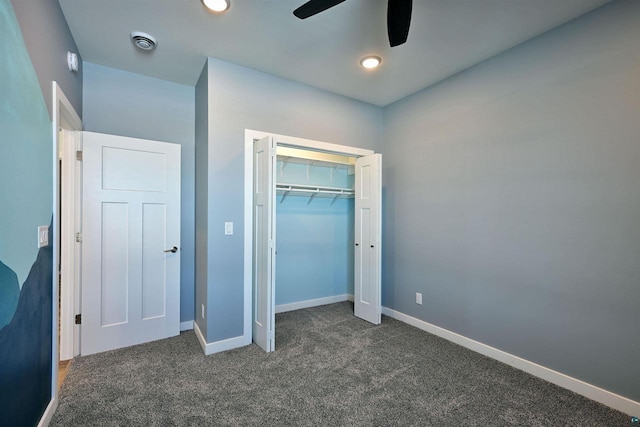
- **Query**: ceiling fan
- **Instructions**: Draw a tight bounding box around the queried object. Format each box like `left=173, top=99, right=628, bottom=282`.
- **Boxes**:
left=293, top=0, right=413, bottom=47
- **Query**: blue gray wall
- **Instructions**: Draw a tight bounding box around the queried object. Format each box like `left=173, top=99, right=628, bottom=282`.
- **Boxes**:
left=10, top=0, right=82, bottom=117
left=382, top=0, right=640, bottom=401
left=197, top=57, right=383, bottom=342
left=0, top=0, right=80, bottom=423
left=194, top=63, right=209, bottom=337
left=82, top=62, right=196, bottom=323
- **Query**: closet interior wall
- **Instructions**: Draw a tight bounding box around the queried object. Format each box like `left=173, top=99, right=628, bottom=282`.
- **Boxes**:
left=275, top=151, right=356, bottom=309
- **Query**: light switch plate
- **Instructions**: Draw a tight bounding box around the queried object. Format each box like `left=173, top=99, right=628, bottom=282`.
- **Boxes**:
left=38, top=226, right=49, bottom=248
left=225, top=222, right=233, bottom=235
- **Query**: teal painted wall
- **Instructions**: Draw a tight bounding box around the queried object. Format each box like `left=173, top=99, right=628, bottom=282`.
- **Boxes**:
left=0, top=0, right=55, bottom=424
left=0, top=0, right=51, bottom=312
left=276, top=198, right=354, bottom=305
left=275, top=162, right=354, bottom=306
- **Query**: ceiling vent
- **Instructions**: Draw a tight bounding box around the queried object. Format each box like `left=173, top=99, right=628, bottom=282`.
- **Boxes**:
left=130, top=32, right=158, bottom=51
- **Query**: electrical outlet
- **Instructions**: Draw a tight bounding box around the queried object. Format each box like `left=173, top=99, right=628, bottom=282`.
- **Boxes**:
left=201, top=304, right=205, bottom=319
left=416, top=292, right=423, bottom=305
left=225, top=222, right=233, bottom=235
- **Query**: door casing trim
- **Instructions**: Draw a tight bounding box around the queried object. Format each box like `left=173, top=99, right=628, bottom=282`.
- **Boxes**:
left=52, top=81, right=82, bottom=411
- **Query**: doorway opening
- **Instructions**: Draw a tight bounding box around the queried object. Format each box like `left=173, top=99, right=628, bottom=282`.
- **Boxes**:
left=53, top=82, right=82, bottom=398
left=275, top=146, right=357, bottom=315
left=245, top=130, right=382, bottom=353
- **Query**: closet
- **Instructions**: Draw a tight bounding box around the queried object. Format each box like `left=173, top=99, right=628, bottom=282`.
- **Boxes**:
left=275, top=146, right=355, bottom=313
left=252, top=135, right=381, bottom=353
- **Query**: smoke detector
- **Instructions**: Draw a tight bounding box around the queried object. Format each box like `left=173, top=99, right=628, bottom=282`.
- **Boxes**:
left=130, top=31, right=158, bottom=51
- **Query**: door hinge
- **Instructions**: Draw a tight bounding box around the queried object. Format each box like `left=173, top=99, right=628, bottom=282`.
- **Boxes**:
left=75, top=232, right=82, bottom=242
left=76, top=150, right=83, bottom=161
left=75, top=314, right=81, bottom=325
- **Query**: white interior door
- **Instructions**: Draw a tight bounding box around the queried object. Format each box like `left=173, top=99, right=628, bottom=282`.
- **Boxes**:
left=354, top=153, right=382, bottom=324
left=81, top=132, right=181, bottom=356
left=253, top=136, right=276, bottom=352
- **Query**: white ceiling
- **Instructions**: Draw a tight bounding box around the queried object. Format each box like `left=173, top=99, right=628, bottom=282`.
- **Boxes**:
left=58, top=0, right=609, bottom=106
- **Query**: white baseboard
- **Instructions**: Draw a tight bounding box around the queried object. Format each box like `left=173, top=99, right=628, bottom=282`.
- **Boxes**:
left=37, top=397, right=58, bottom=427
left=276, top=294, right=353, bottom=314
left=180, top=320, right=194, bottom=331
left=193, top=321, right=248, bottom=355
left=381, top=307, right=640, bottom=416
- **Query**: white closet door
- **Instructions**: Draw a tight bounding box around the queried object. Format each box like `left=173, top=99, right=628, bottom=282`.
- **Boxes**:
left=253, top=136, right=276, bottom=352
left=354, top=153, right=382, bottom=325
left=81, top=132, right=181, bottom=356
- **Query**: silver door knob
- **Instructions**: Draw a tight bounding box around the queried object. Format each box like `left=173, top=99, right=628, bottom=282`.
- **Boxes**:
left=164, top=246, right=178, bottom=253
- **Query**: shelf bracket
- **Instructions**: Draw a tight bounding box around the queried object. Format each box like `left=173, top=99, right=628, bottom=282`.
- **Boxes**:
left=330, top=194, right=340, bottom=206
left=307, top=192, right=317, bottom=205
left=280, top=190, right=290, bottom=204
left=306, top=161, right=317, bottom=180
left=279, top=157, right=290, bottom=177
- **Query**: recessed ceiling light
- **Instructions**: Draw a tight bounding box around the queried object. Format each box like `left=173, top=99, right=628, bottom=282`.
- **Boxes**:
left=360, top=55, right=382, bottom=70
left=202, top=0, right=230, bottom=13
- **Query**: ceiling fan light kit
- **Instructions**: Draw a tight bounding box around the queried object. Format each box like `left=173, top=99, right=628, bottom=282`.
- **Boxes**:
left=202, top=0, right=230, bottom=13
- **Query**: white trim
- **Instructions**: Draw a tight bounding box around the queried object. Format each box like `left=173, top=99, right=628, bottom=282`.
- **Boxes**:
left=180, top=320, right=194, bottom=331
left=247, top=129, right=374, bottom=157
left=275, top=294, right=353, bottom=314
left=193, top=321, right=248, bottom=355
left=244, top=129, right=375, bottom=348
left=243, top=131, right=253, bottom=345
left=52, top=82, right=82, bottom=407
left=37, top=397, right=58, bottom=427
left=59, top=129, right=82, bottom=361
left=381, top=307, right=640, bottom=416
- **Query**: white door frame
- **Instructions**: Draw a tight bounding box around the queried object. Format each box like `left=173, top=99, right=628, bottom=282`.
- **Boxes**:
left=243, top=129, right=374, bottom=344
left=59, top=128, right=82, bottom=361
left=52, top=82, right=82, bottom=403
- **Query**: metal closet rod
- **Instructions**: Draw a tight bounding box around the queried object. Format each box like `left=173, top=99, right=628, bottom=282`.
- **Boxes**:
left=276, top=183, right=355, bottom=205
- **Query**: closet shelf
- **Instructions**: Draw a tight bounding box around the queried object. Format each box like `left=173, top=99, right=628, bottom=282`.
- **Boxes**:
left=276, top=183, right=355, bottom=205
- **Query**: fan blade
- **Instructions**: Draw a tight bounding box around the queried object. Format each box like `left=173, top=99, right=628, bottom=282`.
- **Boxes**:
left=293, top=0, right=347, bottom=19
left=387, top=0, right=412, bottom=47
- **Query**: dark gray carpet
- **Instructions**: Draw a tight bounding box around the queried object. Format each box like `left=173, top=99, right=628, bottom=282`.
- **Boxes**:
left=52, top=302, right=628, bottom=426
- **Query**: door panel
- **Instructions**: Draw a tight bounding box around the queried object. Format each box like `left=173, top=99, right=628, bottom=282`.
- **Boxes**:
left=141, top=203, right=167, bottom=319
left=354, top=154, right=382, bottom=325
left=100, top=202, right=129, bottom=326
left=253, top=136, right=276, bottom=352
left=102, top=147, right=166, bottom=191
left=81, top=132, right=180, bottom=356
